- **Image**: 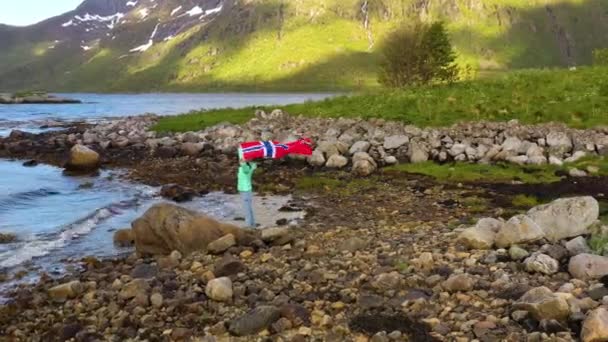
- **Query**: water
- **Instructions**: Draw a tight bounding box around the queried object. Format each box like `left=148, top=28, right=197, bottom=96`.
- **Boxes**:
left=0, top=159, right=302, bottom=290
left=0, top=92, right=335, bottom=135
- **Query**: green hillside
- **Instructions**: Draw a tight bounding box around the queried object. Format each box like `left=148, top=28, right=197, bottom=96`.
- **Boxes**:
left=1, top=0, right=607, bottom=92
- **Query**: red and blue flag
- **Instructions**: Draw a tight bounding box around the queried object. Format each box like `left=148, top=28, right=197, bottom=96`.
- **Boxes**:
left=239, top=138, right=313, bottom=161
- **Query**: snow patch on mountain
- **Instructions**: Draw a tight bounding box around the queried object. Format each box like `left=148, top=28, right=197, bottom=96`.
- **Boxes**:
left=61, top=20, right=74, bottom=27
left=130, top=23, right=159, bottom=53
left=171, top=6, right=182, bottom=16
left=186, top=6, right=203, bottom=16
left=199, top=3, right=223, bottom=19
left=138, top=8, right=149, bottom=19
left=126, top=1, right=138, bottom=7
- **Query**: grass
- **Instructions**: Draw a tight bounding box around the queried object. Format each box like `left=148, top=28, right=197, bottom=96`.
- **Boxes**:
left=511, top=194, right=541, bottom=208
left=387, top=162, right=563, bottom=184
left=387, top=156, right=608, bottom=185
left=154, top=66, right=608, bottom=132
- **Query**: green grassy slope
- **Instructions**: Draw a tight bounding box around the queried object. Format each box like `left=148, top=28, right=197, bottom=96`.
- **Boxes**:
left=154, top=66, right=608, bottom=132
left=1, top=0, right=608, bottom=92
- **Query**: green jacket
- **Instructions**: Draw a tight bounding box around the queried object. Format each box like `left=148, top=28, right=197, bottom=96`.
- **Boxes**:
left=237, top=149, right=257, bottom=192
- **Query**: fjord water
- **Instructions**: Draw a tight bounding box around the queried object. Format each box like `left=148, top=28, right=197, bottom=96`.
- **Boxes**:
left=0, top=92, right=335, bottom=135
left=0, top=93, right=320, bottom=281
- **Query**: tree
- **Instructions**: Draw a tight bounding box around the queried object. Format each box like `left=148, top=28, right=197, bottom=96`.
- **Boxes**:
left=378, top=21, right=458, bottom=88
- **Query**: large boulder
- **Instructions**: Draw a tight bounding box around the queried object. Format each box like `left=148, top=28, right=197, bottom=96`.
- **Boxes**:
left=65, top=144, right=100, bottom=171
left=495, top=215, right=545, bottom=248
left=458, top=218, right=503, bottom=250
left=352, top=152, right=377, bottom=176
left=513, top=287, right=570, bottom=321
left=113, top=229, right=135, bottom=247
left=349, top=141, right=371, bottom=155
left=408, top=142, right=429, bottom=163
left=546, top=132, right=573, bottom=156
left=383, top=135, right=409, bottom=150
left=48, top=281, right=83, bottom=302
left=568, top=254, right=608, bottom=280
left=527, top=197, right=599, bottom=242
left=131, top=203, right=254, bottom=255
left=325, top=154, right=348, bottom=168
left=308, top=150, right=325, bottom=167
left=229, top=305, right=281, bottom=336
left=524, top=253, right=559, bottom=275
left=582, top=307, right=608, bottom=342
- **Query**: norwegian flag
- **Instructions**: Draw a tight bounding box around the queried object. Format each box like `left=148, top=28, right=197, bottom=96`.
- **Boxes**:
left=239, top=138, right=313, bottom=161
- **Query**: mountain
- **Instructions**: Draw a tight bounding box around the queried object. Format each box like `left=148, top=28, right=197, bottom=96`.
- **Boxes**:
left=0, top=0, right=607, bottom=92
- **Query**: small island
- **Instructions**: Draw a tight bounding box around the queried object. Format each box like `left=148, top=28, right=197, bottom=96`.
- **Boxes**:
left=0, top=91, right=81, bottom=104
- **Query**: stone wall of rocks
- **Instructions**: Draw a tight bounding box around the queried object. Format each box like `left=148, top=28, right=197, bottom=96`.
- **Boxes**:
left=57, top=110, right=608, bottom=176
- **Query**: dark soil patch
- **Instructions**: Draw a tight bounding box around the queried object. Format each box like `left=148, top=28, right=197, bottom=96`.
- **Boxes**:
left=349, top=313, right=437, bottom=341
left=484, top=177, right=608, bottom=202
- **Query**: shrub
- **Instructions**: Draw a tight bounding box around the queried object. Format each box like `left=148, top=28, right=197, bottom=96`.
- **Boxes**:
left=378, top=21, right=458, bottom=88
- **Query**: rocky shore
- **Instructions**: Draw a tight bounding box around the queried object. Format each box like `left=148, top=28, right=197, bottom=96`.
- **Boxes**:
left=3, top=111, right=608, bottom=340
left=0, top=92, right=81, bottom=104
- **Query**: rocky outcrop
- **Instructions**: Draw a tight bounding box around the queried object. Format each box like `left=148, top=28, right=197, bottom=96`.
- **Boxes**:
left=0, top=93, right=81, bottom=104
left=461, top=197, right=599, bottom=249
left=131, top=203, right=254, bottom=255
left=527, top=197, right=599, bottom=242
left=64, top=144, right=100, bottom=171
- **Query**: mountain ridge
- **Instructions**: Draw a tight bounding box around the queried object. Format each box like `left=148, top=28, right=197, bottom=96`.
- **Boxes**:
left=0, top=0, right=607, bottom=92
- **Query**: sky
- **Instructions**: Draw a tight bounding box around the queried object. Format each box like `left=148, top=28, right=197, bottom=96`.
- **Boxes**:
left=0, top=0, right=82, bottom=26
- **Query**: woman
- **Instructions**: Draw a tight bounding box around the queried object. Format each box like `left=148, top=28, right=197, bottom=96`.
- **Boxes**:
left=238, top=149, right=257, bottom=228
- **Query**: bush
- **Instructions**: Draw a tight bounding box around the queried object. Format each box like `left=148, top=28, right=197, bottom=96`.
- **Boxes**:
left=593, top=49, right=608, bottom=66
left=379, top=21, right=458, bottom=88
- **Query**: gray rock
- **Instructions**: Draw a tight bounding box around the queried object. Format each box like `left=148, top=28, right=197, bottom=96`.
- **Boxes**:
left=502, top=137, right=523, bottom=152
left=206, top=277, right=233, bottom=302
left=119, top=279, right=150, bottom=300
left=383, top=135, right=409, bottom=150
left=338, top=237, right=368, bottom=252
left=408, top=142, right=429, bottom=163
left=458, top=218, right=504, bottom=250
left=443, top=274, right=475, bottom=293
left=527, top=197, right=599, bottom=242
left=326, top=154, right=348, bottom=168
left=228, top=305, right=281, bottom=336
left=207, top=234, right=236, bottom=254
left=48, top=281, right=83, bottom=302
left=524, top=253, right=559, bottom=275
left=565, top=236, right=591, bottom=256
left=352, top=152, right=377, bottom=176
left=261, top=227, right=290, bottom=242
left=130, top=264, right=158, bottom=279
left=513, top=287, right=570, bottom=321
left=495, top=215, right=544, bottom=248
left=449, top=143, right=467, bottom=157
left=565, top=151, right=587, bottom=163
left=384, top=156, right=398, bottom=165
left=308, top=150, right=326, bottom=167
left=349, top=141, right=371, bottom=154
left=549, top=156, right=564, bottom=166
left=214, top=255, right=246, bottom=277
left=180, top=142, right=205, bottom=156
left=569, top=168, right=588, bottom=177
left=150, top=293, right=163, bottom=308
left=569, top=254, right=608, bottom=280
left=373, top=272, right=402, bottom=291
left=546, top=132, right=572, bottom=156
left=509, top=245, right=529, bottom=260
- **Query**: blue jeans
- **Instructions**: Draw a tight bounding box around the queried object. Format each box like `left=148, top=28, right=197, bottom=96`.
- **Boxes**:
left=241, top=191, right=255, bottom=228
